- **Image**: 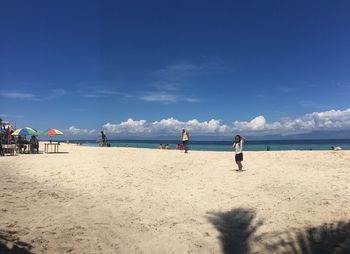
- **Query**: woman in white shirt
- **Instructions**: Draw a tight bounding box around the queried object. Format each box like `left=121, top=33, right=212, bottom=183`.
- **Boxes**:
left=181, top=129, right=190, bottom=153
left=233, top=135, right=245, bottom=171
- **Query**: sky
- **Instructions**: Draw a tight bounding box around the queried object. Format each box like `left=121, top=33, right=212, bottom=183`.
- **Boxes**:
left=1, top=0, right=350, bottom=138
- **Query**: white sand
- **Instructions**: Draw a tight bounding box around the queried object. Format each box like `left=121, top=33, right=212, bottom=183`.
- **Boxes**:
left=1, top=144, right=350, bottom=253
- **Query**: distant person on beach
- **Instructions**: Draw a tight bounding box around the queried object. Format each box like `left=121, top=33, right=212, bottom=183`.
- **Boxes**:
left=331, top=146, right=342, bottom=151
left=181, top=129, right=190, bottom=153
left=100, top=131, right=107, bottom=147
left=16, top=135, right=27, bottom=153
left=159, top=144, right=170, bottom=150
left=232, top=135, right=245, bottom=171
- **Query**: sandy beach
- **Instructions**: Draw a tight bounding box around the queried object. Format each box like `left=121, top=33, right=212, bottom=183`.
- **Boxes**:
left=1, top=143, right=350, bottom=253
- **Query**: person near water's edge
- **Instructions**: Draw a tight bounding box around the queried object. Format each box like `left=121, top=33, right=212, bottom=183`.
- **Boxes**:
left=101, top=131, right=106, bottom=146
left=99, top=131, right=110, bottom=147
left=181, top=129, right=190, bottom=153
left=233, top=135, right=245, bottom=171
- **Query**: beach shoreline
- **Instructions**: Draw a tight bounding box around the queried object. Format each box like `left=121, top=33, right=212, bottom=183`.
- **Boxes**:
left=1, top=144, right=350, bottom=253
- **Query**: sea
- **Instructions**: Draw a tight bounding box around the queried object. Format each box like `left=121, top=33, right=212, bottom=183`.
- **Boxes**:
left=74, top=139, right=350, bottom=151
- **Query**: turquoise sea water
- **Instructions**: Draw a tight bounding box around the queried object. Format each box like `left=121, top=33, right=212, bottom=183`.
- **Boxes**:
left=77, top=139, right=350, bottom=151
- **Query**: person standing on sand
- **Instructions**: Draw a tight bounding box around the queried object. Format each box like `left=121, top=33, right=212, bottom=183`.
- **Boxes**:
left=233, top=135, right=245, bottom=171
left=181, top=128, right=190, bottom=153
left=101, top=131, right=107, bottom=147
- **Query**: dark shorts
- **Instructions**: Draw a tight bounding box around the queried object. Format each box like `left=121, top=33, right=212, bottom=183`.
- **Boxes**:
left=182, top=140, right=189, bottom=145
left=235, top=153, right=243, bottom=162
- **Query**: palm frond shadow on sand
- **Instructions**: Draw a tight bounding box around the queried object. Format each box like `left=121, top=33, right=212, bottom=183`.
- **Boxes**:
left=265, top=220, right=350, bottom=254
left=0, top=230, right=32, bottom=254
left=208, top=208, right=350, bottom=254
left=207, top=208, right=263, bottom=254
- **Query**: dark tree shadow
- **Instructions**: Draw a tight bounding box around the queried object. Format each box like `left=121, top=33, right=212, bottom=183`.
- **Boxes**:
left=207, top=208, right=263, bottom=254
left=265, top=220, right=350, bottom=254
left=0, top=230, right=32, bottom=254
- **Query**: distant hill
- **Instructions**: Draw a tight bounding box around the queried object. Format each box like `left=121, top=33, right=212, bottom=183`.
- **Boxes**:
left=180, top=130, right=350, bottom=141
left=166, top=130, right=350, bottom=141
left=248, top=130, right=350, bottom=140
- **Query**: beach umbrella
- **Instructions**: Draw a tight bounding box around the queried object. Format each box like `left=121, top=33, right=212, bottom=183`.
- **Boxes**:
left=40, top=128, right=64, bottom=136
left=12, top=127, right=38, bottom=136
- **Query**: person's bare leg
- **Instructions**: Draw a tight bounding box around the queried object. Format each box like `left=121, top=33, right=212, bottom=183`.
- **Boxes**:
left=236, top=161, right=243, bottom=171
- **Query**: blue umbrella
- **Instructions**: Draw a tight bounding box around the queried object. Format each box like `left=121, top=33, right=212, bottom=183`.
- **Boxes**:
left=12, top=127, right=38, bottom=136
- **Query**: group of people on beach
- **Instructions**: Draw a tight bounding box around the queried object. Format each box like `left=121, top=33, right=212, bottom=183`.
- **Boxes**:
left=97, top=128, right=245, bottom=171
left=16, top=135, right=39, bottom=154
left=0, top=133, right=39, bottom=155
left=181, top=128, right=245, bottom=171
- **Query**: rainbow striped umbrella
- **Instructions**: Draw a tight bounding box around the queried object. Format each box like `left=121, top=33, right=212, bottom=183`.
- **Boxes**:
left=12, top=127, right=38, bottom=136
left=40, top=128, right=64, bottom=135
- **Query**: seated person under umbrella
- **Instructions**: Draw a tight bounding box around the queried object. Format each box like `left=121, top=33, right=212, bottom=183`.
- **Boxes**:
left=30, top=135, right=39, bottom=153
left=16, top=135, right=27, bottom=153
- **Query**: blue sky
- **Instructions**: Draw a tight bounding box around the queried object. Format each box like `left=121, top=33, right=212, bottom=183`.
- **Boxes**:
left=1, top=0, right=350, bottom=138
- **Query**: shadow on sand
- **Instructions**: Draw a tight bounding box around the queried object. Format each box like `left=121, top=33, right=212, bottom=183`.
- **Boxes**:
left=207, top=208, right=263, bottom=254
left=0, top=230, right=32, bottom=254
left=208, top=208, right=350, bottom=254
left=265, top=220, right=350, bottom=254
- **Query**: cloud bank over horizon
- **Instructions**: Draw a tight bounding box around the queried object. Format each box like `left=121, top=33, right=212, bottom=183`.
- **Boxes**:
left=66, top=108, right=350, bottom=137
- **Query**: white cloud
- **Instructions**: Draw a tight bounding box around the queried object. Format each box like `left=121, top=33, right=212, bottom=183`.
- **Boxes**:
left=101, top=108, right=350, bottom=136
left=81, top=89, right=119, bottom=98
left=89, top=129, right=96, bottom=135
left=139, top=91, right=199, bottom=104
left=0, top=114, right=24, bottom=119
left=234, top=116, right=267, bottom=131
left=154, top=61, right=220, bottom=80
left=184, top=97, right=200, bottom=103
left=103, top=119, right=150, bottom=134
left=68, top=126, right=90, bottom=135
left=233, top=108, right=350, bottom=134
left=103, top=118, right=231, bottom=135
left=64, top=108, right=350, bottom=137
left=1, top=89, right=66, bottom=101
left=1, top=92, right=35, bottom=99
left=77, top=84, right=120, bottom=98
left=233, top=116, right=283, bottom=132
left=83, top=94, right=103, bottom=98
left=289, top=108, right=350, bottom=130
left=140, top=92, right=178, bottom=103
left=182, top=119, right=230, bottom=134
